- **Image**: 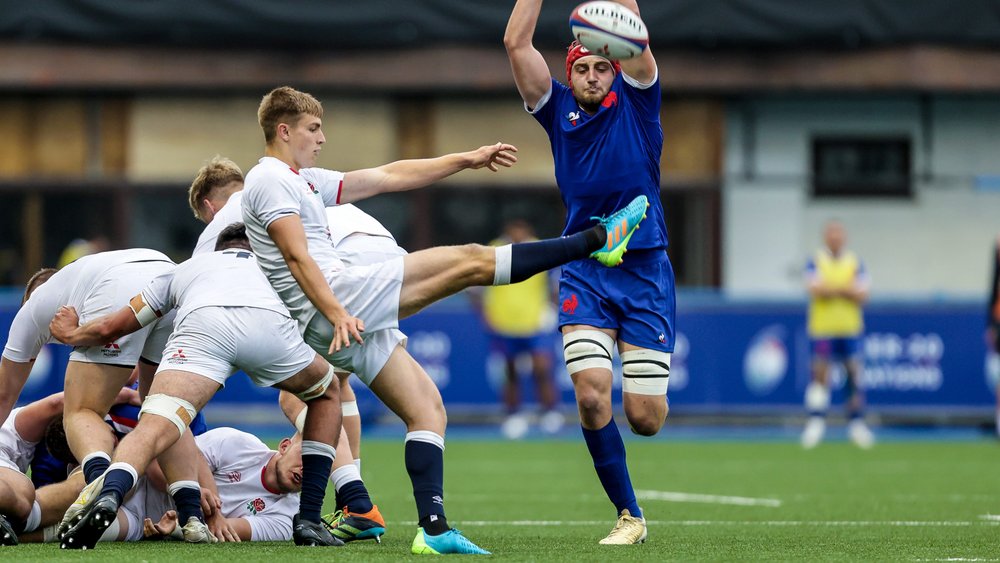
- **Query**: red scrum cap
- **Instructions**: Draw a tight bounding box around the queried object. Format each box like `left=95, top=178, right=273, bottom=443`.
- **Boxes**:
left=565, top=40, right=621, bottom=83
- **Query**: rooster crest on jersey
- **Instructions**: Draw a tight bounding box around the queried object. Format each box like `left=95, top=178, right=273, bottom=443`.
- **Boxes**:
left=569, top=1, right=649, bottom=60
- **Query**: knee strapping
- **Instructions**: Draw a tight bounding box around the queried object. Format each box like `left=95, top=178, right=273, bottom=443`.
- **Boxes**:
left=139, top=394, right=197, bottom=437
left=621, top=349, right=671, bottom=396
left=563, top=330, right=615, bottom=375
left=297, top=364, right=335, bottom=402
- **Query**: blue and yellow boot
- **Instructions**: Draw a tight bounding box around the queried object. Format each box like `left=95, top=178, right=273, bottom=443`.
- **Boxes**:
left=590, top=195, right=649, bottom=267
left=411, top=527, right=491, bottom=555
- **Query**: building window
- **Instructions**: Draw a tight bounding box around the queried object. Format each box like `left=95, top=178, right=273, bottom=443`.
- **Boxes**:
left=811, top=137, right=912, bottom=197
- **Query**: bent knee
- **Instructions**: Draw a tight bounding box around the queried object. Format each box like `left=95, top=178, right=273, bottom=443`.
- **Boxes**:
left=626, top=409, right=667, bottom=437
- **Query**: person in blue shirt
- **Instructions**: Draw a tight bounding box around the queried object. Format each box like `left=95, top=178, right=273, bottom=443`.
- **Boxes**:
left=506, top=0, right=672, bottom=546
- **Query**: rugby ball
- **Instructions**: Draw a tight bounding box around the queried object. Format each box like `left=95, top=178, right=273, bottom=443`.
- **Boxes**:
left=569, top=1, right=648, bottom=60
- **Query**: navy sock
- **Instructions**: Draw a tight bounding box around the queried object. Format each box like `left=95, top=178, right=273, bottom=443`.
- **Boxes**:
left=508, top=226, right=605, bottom=284
left=338, top=480, right=374, bottom=514
left=101, top=468, right=136, bottom=506
left=171, top=487, right=203, bottom=524
left=83, top=456, right=110, bottom=484
left=582, top=421, right=642, bottom=518
left=405, top=439, right=447, bottom=533
left=300, top=454, right=334, bottom=523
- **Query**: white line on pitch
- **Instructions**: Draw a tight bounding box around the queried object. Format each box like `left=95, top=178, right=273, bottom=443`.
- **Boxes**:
left=978, top=514, right=1000, bottom=521
left=397, top=520, right=1000, bottom=527
left=635, top=489, right=782, bottom=507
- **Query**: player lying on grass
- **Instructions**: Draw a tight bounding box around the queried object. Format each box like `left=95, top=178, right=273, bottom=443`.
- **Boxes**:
left=0, top=388, right=143, bottom=545
left=50, top=225, right=344, bottom=550
left=24, top=428, right=306, bottom=544
left=240, top=86, right=648, bottom=554
left=0, top=252, right=214, bottom=545
left=189, top=157, right=409, bottom=543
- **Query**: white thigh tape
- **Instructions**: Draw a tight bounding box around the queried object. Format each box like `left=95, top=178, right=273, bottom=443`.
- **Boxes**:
left=562, top=330, right=615, bottom=375
left=621, top=349, right=670, bottom=396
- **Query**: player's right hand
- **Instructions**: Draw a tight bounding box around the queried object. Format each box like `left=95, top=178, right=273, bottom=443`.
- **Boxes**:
left=207, top=511, right=241, bottom=542
left=328, top=310, right=365, bottom=354
left=144, top=511, right=178, bottom=539
left=49, top=305, right=80, bottom=343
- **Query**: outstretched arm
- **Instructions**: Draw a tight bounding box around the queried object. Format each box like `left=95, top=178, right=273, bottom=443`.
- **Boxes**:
left=267, top=215, right=364, bottom=353
left=504, top=0, right=554, bottom=108
left=49, top=304, right=142, bottom=347
left=339, top=143, right=518, bottom=204
left=13, top=391, right=64, bottom=443
left=612, top=0, right=657, bottom=84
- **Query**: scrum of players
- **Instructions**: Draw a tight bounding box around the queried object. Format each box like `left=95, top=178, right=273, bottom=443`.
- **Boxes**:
left=0, top=0, right=662, bottom=554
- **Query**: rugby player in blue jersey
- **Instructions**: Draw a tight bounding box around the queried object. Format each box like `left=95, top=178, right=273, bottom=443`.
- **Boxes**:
left=506, top=0, right=672, bottom=545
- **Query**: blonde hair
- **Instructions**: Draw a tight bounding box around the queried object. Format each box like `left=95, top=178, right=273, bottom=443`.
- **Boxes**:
left=258, top=86, right=324, bottom=144
left=188, top=156, right=244, bottom=222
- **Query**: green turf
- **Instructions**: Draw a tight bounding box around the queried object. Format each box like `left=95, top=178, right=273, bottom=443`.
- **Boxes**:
left=11, top=439, right=1000, bottom=561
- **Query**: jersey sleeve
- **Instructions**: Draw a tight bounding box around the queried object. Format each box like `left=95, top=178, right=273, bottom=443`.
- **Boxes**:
left=1, top=306, right=48, bottom=362
left=139, top=270, right=176, bottom=318
left=246, top=512, right=294, bottom=542
left=243, top=171, right=304, bottom=230
left=527, top=79, right=562, bottom=131
left=621, top=68, right=661, bottom=122
left=301, top=168, right=345, bottom=207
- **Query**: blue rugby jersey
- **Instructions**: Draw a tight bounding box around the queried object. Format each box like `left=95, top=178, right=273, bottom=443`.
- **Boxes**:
left=529, top=74, right=668, bottom=257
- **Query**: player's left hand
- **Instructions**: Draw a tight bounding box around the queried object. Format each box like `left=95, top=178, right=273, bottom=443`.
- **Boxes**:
left=469, top=142, right=519, bottom=172
left=49, top=305, right=81, bottom=343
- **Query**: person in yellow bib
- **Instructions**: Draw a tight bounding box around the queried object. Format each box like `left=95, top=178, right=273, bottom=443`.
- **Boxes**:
left=801, top=220, right=873, bottom=449
left=475, top=220, right=562, bottom=439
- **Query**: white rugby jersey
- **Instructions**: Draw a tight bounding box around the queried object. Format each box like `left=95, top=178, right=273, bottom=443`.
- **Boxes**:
left=326, top=203, right=393, bottom=245
left=0, top=408, right=36, bottom=473
left=196, top=428, right=299, bottom=542
left=197, top=189, right=394, bottom=257
left=140, top=250, right=290, bottom=326
left=3, top=249, right=174, bottom=362
left=193, top=191, right=246, bottom=257
left=241, top=157, right=346, bottom=325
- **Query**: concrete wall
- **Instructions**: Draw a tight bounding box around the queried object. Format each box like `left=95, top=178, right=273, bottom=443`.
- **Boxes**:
left=724, top=96, right=1000, bottom=297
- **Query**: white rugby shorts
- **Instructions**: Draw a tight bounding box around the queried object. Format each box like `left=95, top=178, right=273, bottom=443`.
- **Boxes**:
left=156, top=306, right=315, bottom=388
left=0, top=408, right=35, bottom=474
left=304, top=256, right=406, bottom=384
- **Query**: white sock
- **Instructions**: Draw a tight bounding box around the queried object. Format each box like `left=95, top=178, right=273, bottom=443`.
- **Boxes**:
left=24, top=500, right=41, bottom=533
left=330, top=463, right=363, bottom=491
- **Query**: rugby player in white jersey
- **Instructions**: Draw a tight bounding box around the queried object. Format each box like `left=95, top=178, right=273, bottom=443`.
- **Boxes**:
left=51, top=224, right=345, bottom=549
left=50, top=428, right=306, bottom=544
left=0, top=250, right=215, bottom=545
left=189, top=157, right=390, bottom=542
left=240, top=86, right=648, bottom=555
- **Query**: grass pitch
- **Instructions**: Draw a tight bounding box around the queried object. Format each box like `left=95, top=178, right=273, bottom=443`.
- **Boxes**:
left=12, top=436, right=1000, bottom=561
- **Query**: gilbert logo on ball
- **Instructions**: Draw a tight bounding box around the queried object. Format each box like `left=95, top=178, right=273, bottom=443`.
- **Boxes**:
left=569, top=1, right=648, bottom=60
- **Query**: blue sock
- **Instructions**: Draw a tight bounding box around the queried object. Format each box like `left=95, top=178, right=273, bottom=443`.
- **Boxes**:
left=404, top=432, right=448, bottom=535
left=300, top=441, right=336, bottom=523
left=337, top=480, right=374, bottom=514
left=582, top=421, right=642, bottom=518
left=100, top=467, right=136, bottom=505
left=82, top=453, right=110, bottom=484
left=168, top=482, right=203, bottom=524
left=506, top=226, right=604, bottom=284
